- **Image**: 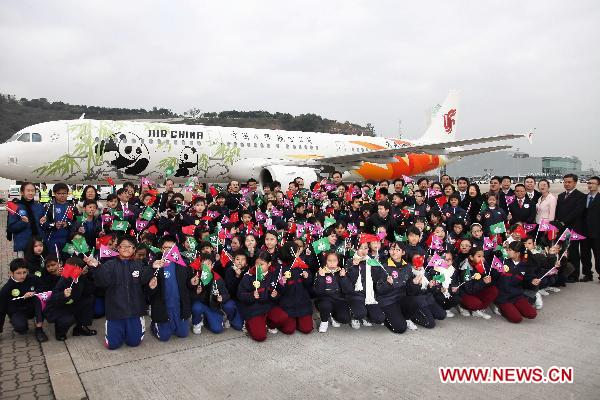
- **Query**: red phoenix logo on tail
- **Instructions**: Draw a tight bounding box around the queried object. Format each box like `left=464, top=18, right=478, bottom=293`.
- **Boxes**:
left=443, top=109, right=456, bottom=134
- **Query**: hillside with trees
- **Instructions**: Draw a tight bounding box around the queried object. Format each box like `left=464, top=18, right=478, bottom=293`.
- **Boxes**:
left=0, top=94, right=375, bottom=142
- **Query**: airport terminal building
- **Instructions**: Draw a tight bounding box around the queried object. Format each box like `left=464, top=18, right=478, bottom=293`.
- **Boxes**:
left=446, top=151, right=582, bottom=180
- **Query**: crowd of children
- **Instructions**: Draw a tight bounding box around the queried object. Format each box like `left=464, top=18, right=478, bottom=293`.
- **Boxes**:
left=0, top=173, right=587, bottom=347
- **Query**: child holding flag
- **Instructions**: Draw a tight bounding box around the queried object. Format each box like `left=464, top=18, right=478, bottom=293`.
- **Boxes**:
left=84, top=236, right=152, bottom=350
left=7, top=182, right=46, bottom=256
left=145, top=237, right=194, bottom=341
left=71, top=200, right=102, bottom=250
left=458, top=248, right=498, bottom=319
left=314, top=252, right=353, bottom=332
left=42, top=183, right=75, bottom=257
left=237, top=252, right=288, bottom=342
left=0, top=258, right=48, bottom=342
left=45, top=257, right=96, bottom=340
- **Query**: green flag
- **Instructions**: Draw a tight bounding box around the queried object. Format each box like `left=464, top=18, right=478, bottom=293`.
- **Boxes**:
left=432, top=274, right=445, bottom=283
left=394, top=232, right=407, bottom=242
left=208, top=234, right=219, bottom=248
left=256, top=264, right=265, bottom=282
left=76, top=215, right=86, bottom=223
left=366, top=257, right=383, bottom=268
left=489, top=222, right=506, bottom=234
left=111, top=210, right=124, bottom=220
left=186, top=236, right=198, bottom=252
left=146, top=244, right=161, bottom=254
left=480, top=202, right=488, bottom=212
left=72, top=236, right=89, bottom=254
left=181, top=250, right=196, bottom=260
left=323, top=217, right=336, bottom=230
left=141, top=206, right=156, bottom=221
left=495, top=244, right=508, bottom=259
left=200, top=263, right=213, bottom=285
left=62, top=243, right=76, bottom=255
left=402, top=185, right=411, bottom=195
left=111, top=220, right=129, bottom=231
left=312, top=237, right=331, bottom=254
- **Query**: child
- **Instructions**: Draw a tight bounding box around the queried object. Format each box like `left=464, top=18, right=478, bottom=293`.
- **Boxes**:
left=458, top=248, right=498, bottom=319
left=225, top=251, right=248, bottom=302
left=38, top=255, right=62, bottom=291
left=45, top=257, right=96, bottom=340
left=42, top=182, right=75, bottom=258
left=346, top=241, right=386, bottom=329
left=72, top=200, right=102, bottom=250
left=494, top=241, right=539, bottom=323
left=314, top=252, right=353, bottom=332
left=84, top=236, right=152, bottom=350
left=0, top=259, right=48, bottom=342
left=7, top=182, right=46, bottom=256
left=237, top=252, right=288, bottom=342
left=190, top=255, right=242, bottom=334
left=477, top=193, right=507, bottom=236
left=24, top=236, right=46, bottom=277
left=274, top=242, right=314, bottom=335
left=145, top=237, right=193, bottom=342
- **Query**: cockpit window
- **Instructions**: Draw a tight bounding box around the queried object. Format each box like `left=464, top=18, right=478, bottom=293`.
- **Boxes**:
left=32, top=133, right=42, bottom=142
left=18, top=133, right=31, bottom=142
left=6, top=133, right=21, bottom=142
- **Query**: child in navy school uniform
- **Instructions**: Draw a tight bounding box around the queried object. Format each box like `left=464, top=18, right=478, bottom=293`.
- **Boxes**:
left=493, top=241, right=539, bottom=323
left=145, top=237, right=193, bottom=341
left=190, top=255, right=243, bottom=334
left=7, top=182, right=46, bottom=256
left=314, top=252, right=353, bottom=332
left=237, top=252, right=289, bottom=342
left=477, top=193, right=507, bottom=236
left=71, top=200, right=102, bottom=251
left=44, top=257, right=96, bottom=340
left=273, top=242, right=314, bottom=335
left=24, top=236, right=46, bottom=278
left=42, top=183, right=75, bottom=258
left=224, top=251, right=248, bottom=303
left=38, top=256, right=62, bottom=292
left=84, top=236, right=152, bottom=350
left=0, top=259, right=48, bottom=342
left=458, top=248, right=498, bottom=319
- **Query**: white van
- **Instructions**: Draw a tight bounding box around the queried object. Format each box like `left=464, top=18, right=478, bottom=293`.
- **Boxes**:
left=8, top=185, right=21, bottom=200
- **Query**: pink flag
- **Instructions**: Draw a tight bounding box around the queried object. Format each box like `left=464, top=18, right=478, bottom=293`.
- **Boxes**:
left=347, top=223, right=358, bottom=236
left=427, top=188, right=442, bottom=197
left=429, top=235, right=444, bottom=251
left=523, top=223, right=537, bottom=232
left=135, top=219, right=149, bottom=232
left=402, top=175, right=413, bottom=184
left=538, top=219, right=555, bottom=232
left=220, top=216, right=230, bottom=225
left=100, top=245, right=119, bottom=259
left=165, top=245, right=186, bottom=266
left=505, top=195, right=515, bottom=206
left=557, top=228, right=570, bottom=242
left=490, top=256, right=504, bottom=273
left=427, top=253, right=449, bottom=269
left=123, top=208, right=134, bottom=218
left=207, top=210, right=220, bottom=219
left=34, top=291, right=53, bottom=311
left=570, top=230, right=586, bottom=241
left=483, top=236, right=495, bottom=251
left=101, top=214, right=114, bottom=225
left=271, top=208, right=283, bottom=217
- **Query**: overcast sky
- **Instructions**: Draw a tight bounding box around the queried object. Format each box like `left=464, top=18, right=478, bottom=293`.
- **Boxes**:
left=1, top=1, right=599, bottom=168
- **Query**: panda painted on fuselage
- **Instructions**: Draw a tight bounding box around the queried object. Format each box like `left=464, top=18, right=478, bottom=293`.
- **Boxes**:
left=100, top=132, right=150, bottom=175
left=175, top=146, right=198, bottom=177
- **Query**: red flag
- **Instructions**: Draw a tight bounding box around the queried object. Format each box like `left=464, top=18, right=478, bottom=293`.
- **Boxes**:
left=147, top=225, right=158, bottom=234
left=286, top=190, right=294, bottom=199
left=105, top=177, right=115, bottom=186
left=147, top=189, right=159, bottom=196
left=512, top=225, right=527, bottom=238
left=359, top=233, right=380, bottom=244
left=182, top=225, right=196, bottom=236
left=66, top=207, right=74, bottom=220
left=291, top=257, right=309, bottom=269
left=229, top=212, right=239, bottom=223
left=209, top=186, right=218, bottom=197
left=61, top=264, right=82, bottom=280
left=95, top=235, right=112, bottom=249
left=412, top=255, right=425, bottom=269
left=147, top=196, right=157, bottom=206
left=435, top=196, right=447, bottom=208
left=190, top=257, right=202, bottom=271
left=6, top=201, right=19, bottom=215
left=220, top=250, right=232, bottom=267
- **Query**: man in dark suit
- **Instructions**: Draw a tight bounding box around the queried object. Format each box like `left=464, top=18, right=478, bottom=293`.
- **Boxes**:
left=555, top=174, right=587, bottom=282
left=524, top=176, right=542, bottom=204
left=508, top=183, right=536, bottom=224
left=581, top=176, right=600, bottom=282
left=498, top=176, right=514, bottom=213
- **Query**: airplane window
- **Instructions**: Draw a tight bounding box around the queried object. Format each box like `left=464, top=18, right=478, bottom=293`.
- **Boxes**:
left=32, top=133, right=42, bottom=142
left=157, top=139, right=161, bottom=145
left=94, top=137, right=99, bottom=143
left=240, top=143, right=244, bottom=147
left=174, top=140, right=178, bottom=145
left=247, top=143, right=250, bottom=147
left=121, top=137, right=128, bottom=144
left=276, top=144, right=279, bottom=148
left=304, top=145, right=308, bottom=149
left=18, top=133, right=31, bottom=142
left=292, top=145, right=296, bottom=150
left=260, top=143, right=264, bottom=148
left=6, top=133, right=21, bottom=142
left=267, top=144, right=270, bottom=148
left=149, top=139, right=154, bottom=144
left=197, top=141, right=201, bottom=146
left=286, top=144, right=290, bottom=149
left=254, top=143, right=257, bottom=148
left=131, top=138, right=136, bottom=144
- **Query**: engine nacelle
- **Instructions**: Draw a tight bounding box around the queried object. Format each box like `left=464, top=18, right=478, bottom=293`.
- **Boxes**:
left=259, top=165, right=318, bottom=188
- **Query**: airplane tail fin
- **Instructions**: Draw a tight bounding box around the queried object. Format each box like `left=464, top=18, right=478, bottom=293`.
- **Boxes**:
left=420, top=91, right=460, bottom=143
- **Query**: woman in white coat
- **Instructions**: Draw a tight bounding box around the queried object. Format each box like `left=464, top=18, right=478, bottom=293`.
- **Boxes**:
left=536, top=179, right=556, bottom=223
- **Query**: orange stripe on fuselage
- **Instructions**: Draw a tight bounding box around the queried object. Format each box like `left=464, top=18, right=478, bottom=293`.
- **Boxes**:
left=349, top=141, right=386, bottom=150
left=354, top=153, right=445, bottom=180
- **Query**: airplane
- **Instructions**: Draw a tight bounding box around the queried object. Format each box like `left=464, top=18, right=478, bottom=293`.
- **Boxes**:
left=0, top=91, right=532, bottom=186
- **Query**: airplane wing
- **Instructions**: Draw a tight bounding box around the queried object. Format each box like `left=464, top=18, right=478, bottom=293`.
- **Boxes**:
left=445, top=145, right=513, bottom=158
left=311, top=133, right=526, bottom=165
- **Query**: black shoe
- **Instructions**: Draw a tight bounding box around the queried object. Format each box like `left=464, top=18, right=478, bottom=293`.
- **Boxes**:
left=35, top=328, right=49, bottom=343
left=73, top=325, right=97, bottom=336
left=580, top=276, right=593, bottom=282
left=55, top=334, right=67, bottom=341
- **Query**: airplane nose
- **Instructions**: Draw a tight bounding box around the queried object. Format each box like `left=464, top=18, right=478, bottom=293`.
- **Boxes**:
left=0, top=142, right=20, bottom=180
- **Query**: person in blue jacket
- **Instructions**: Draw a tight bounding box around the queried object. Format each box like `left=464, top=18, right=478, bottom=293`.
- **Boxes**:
left=7, top=182, right=46, bottom=257
left=84, top=236, right=152, bottom=350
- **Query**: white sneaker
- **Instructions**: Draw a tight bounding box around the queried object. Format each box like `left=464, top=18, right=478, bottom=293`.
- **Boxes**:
left=192, top=322, right=203, bottom=334
left=406, top=320, right=418, bottom=330
left=472, top=310, right=491, bottom=320
left=361, top=319, right=373, bottom=327
left=268, top=328, right=278, bottom=334
left=242, top=322, right=247, bottom=333
left=223, top=318, right=231, bottom=329
left=318, top=321, right=329, bottom=333
left=350, top=319, right=361, bottom=329
left=330, top=318, right=341, bottom=328
left=546, top=286, right=561, bottom=293
left=457, top=306, right=471, bottom=317
left=446, top=309, right=455, bottom=318
left=538, top=289, right=549, bottom=296
left=491, top=305, right=501, bottom=315
left=535, top=292, right=544, bottom=310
